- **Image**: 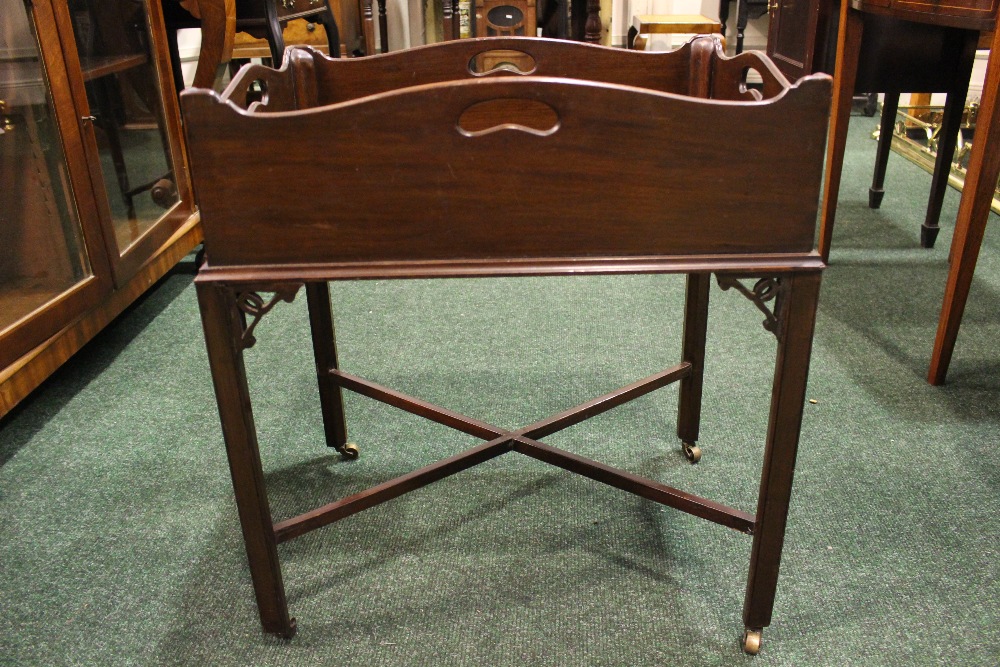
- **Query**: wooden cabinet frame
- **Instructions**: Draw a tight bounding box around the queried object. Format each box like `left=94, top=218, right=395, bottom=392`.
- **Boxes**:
left=49, top=0, right=195, bottom=286
left=0, top=0, right=201, bottom=417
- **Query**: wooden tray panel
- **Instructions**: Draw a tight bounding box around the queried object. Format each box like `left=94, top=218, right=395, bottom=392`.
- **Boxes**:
left=183, top=75, right=830, bottom=267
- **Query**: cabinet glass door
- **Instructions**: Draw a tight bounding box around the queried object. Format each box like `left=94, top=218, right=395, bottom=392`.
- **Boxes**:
left=64, top=0, right=187, bottom=280
left=0, top=0, right=105, bottom=369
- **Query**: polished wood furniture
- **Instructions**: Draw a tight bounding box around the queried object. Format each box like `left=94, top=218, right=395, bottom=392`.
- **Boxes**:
left=475, top=0, right=537, bottom=37
left=1, top=0, right=200, bottom=418
left=534, top=0, right=600, bottom=41
left=819, top=7, right=990, bottom=257
left=769, top=0, right=997, bottom=381
left=625, top=14, right=724, bottom=51
left=818, top=0, right=998, bottom=382
left=231, top=18, right=337, bottom=59
left=767, top=0, right=839, bottom=80
left=929, top=27, right=1000, bottom=383
left=182, top=36, right=831, bottom=653
left=163, top=0, right=342, bottom=90
left=181, top=0, right=605, bottom=84
left=473, top=0, right=537, bottom=70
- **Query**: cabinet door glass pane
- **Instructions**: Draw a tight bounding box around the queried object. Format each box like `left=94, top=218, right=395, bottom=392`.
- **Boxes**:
left=68, top=0, right=180, bottom=253
left=1, top=1, right=92, bottom=333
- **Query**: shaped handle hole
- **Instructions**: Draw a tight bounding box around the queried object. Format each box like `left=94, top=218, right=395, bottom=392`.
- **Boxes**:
left=468, top=50, right=537, bottom=75
left=457, top=98, right=559, bottom=137
left=739, top=67, right=763, bottom=101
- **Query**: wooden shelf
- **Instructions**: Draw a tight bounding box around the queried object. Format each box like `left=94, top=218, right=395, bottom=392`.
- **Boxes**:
left=1, top=0, right=198, bottom=418
left=79, top=53, right=149, bottom=81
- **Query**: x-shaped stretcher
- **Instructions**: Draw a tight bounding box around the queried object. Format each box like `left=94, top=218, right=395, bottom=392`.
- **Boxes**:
left=197, top=270, right=821, bottom=656
left=183, top=40, right=831, bottom=653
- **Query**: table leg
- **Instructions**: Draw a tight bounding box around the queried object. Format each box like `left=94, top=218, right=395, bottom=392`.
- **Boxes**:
left=262, top=2, right=286, bottom=63
left=735, top=0, right=747, bottom=53
left=818, top=3, right=863, bottom=262
left=443, top=0, right=455, bottom=41
left=928, top=29, right=1000, bottom=384
left=626, top=25, right=638, bottom=49
left=921, top=32, right=977, bottom=249
left=585, top=0, right=601, bottom=43
left=305, top=282, right=353, bottom=456
left=315, top=5, right=342, bottom=58
left=361, top=0, right=376, bottom=54
left=868, top=91, right=899, bottom=210
left=676, top=273, right=711, bottom=464
left=741, top=271, right=821, bottom=652
left=197, top=282, right=295, bottom=638
left=378, top=0, right=389, bottom=51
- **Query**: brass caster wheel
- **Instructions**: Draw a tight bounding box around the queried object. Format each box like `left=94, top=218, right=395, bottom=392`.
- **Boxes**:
left=742, top=628, right=762, bottom=655
left=683, top=442, right=702, bottom=464
left=338, top=443, right=360, bottom=460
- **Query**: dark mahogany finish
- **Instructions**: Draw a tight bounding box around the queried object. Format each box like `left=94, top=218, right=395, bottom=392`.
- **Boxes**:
left=853, top=0, right=998, bottom=30
left=929, top=26, right=1000, bottom=383
left=818, top=0, right=998, bottom=260
left=183, top=37, right=830, bottom=651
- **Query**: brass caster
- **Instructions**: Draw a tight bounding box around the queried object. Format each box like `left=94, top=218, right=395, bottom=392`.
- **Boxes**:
left=683, top=442, right=702, bottom=464
left=338, top=443, right=360, bottom=460
left=742, top=628, right=762, bottom=655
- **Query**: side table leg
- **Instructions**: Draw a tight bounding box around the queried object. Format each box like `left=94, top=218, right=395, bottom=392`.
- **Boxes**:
left=928, top=29, right=1000, bottom=384
left=305, top=282, right=355, bottom=458
left=741, top=271, right=821, bottom=653
left=676, top=273, right=711, bottom=464
left=921, top=32, right=977, bottom=249
left=868, top=92, right=899, bottom=210
left=818, top=4, right=864, bottom=262
left=626, top=25, right=638, bottom=49
left=197, top=282, right=296, bottom=638
left=735, top=0, right=747, bottom=53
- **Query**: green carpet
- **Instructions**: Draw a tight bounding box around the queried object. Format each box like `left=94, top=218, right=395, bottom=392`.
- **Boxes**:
left=1, top=118, right=998, bottom=666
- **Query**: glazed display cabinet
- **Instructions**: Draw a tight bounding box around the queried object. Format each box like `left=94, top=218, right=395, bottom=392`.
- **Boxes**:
left=1, top=0, right=201, bottom=417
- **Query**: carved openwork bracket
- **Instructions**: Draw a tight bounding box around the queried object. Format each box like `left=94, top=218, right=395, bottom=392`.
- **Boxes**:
left=716, top=275, right=785, bottom=340
left=235, top=285, right=302, bottom=350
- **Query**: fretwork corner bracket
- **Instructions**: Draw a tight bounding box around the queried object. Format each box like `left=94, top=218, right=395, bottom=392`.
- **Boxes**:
left=715, top=275, right=785, bottom=340
left=235, top=285, right=303, bottom=350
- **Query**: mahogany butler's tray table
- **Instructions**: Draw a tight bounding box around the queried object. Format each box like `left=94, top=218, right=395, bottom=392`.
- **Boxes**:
left=181, top=37, right=831, bottom=655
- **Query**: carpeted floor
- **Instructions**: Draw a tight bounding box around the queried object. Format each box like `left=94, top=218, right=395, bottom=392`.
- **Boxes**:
left=1, top=118, right=998, bottom=666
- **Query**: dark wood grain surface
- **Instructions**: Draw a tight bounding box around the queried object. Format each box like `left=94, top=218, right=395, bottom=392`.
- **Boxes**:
left=185, top=37, right=831, bottom=651
left=183, top=38, right=830, bottom=272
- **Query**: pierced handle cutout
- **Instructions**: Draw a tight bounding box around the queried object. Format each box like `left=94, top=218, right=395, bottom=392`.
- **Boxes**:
left=457, top=98, right=560, bottom=137
left=246, top=79, right=270, bottom=106
left=739, top=67, right=763, bottom=101
left=468, top=50, right=537, bottom=75
left=225, top=68, right=274, bottom=110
